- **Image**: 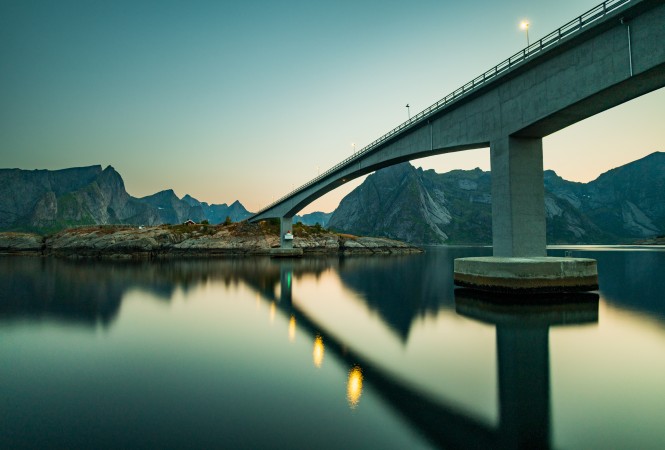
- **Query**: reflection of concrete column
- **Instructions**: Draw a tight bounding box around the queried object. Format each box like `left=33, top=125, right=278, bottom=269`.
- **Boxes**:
left=497, top=326, right=550, bottom=449
left=279, top=264, right=293, bottom=307
left=280, top=217, right=293, bottom=249
left=455, top=290, right=599, bottom=450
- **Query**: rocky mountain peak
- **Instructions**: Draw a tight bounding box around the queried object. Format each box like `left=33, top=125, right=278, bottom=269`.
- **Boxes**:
left=0, top=166, right=252, bottom=232
left=181, top=194, right=201, bottom=207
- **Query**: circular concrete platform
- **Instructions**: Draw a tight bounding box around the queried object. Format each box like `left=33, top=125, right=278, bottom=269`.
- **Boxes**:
left=454, top=256, right=598, bottom=294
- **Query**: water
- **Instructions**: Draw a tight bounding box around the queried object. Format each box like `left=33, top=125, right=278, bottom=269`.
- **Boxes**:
left=1, top=247, right=664, bottom=449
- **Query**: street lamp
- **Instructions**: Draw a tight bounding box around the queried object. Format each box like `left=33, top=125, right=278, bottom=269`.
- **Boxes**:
left=520, top=20, right=530, bottom=47
left=405, top=104, right=410, bottom=120
left=351, top=142, right=356, bottom=155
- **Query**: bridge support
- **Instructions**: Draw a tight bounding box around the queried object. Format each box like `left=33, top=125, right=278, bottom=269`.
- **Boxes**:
left=454, top=136, right=598, bottom=294
left=280, top=217, right=293, bottom=249
left=490, top=136, right=546, bottom=257
left=271, top=216, right=303, bottom=257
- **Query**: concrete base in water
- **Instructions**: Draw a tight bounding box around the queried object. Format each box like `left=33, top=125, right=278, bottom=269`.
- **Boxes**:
left=270, top=248, right=303, bottom=258
left=454, top=257, right=598, bottom=294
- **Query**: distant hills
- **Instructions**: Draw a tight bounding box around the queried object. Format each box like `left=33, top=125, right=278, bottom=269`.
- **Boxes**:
left=295, top=211, right=333, bottom=227
left=3, top=152, right=663, bottom=243
left=328, top=152, right=665, bottom=244
left=0, top=165, right=251, bottom=233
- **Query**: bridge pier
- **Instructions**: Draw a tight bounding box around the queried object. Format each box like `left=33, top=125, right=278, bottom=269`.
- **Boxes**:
left=271, top=216, right=303, bottom=257
left=490, top=136, right=546, bottom=257
left=280, top=217, right=294, bottom=249
left=454, top=136, right=598, bottom=294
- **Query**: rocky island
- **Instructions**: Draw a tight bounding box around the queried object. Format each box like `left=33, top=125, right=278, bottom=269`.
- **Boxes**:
left=0, top=221, right=421, bottom=259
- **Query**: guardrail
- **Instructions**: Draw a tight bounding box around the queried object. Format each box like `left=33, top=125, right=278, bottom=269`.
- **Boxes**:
left=252, top=0, right=632, bottom=218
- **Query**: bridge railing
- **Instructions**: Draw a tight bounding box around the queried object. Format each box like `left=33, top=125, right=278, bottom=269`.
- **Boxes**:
left=252, top=0, right=632, bottom=218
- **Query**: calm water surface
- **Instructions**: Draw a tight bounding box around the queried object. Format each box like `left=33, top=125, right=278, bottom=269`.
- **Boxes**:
left=1, top=247, right=664, bottom=449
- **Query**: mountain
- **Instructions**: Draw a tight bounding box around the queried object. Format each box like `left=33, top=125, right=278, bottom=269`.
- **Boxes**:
left=328, top=152, right=665, bottom=244
left=294, top=211, right=333, bottom=227
left=138, top=190, right=207, bottom=225
left=181, top=196, right=252, bottom=224
left=546, top=152, right=665, bottom=239
left=327, top=163, right=493, bottom=244
left=0, top=165, right=251, bottom=232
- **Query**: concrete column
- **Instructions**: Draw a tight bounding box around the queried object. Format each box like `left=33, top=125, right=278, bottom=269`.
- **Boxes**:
left=280, top=217, right=293, bottom=249
left=490, top=136, right=546, bottom=257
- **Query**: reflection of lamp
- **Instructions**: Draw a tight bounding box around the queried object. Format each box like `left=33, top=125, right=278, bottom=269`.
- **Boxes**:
left=288, top=316, right=296, bottom=342
left=347, top=365, right=364, bottom=408
left=455, top=289, right=599, bottom=449
left=313, top=335, right=325, bottom=368
left=270, top=302, right=276, bottom=323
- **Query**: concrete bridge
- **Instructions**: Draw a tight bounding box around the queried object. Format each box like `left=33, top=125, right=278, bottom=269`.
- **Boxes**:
left=249, top=0, right=665, bottom=292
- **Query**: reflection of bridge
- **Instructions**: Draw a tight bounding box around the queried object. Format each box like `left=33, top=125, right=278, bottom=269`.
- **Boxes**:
left=248, top=260, right=599, bottom=449
left=248, top=0, right=665, bottom=292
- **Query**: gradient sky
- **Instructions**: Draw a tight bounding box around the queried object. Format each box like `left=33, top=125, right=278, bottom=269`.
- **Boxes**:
left=1, top=0, right=663, bottom=214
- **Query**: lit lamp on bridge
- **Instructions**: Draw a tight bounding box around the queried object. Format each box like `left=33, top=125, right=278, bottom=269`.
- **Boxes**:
left=520, top=20, right=530, bottom=47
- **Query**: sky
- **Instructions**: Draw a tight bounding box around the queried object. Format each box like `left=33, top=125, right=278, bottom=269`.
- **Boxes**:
left=1, top=0, right=663, bottom=214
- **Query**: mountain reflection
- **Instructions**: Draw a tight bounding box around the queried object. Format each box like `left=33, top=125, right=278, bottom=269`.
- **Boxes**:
left=587, top=250, right=665, bottom=319
left=0, top=256, right=331, bottom=327
left=337, top=247, right=490, bottom=341
left=2, top=247, right=661, bottom=335
left=0, top=257, right=125, bottom=327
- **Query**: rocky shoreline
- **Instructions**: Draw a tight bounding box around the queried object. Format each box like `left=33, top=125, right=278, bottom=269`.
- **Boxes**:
left=0, top=222, right=422, bottom=258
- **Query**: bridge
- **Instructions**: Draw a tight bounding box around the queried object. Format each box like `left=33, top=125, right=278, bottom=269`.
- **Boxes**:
left=248, top=0, right=665, bottom=292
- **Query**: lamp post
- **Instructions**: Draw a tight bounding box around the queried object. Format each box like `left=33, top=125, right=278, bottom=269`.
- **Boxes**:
left=405, top=104, right=410, bottom=120
left=520, top=20, right=530, bottom=47
left=351, top=142, right=356, bottom=155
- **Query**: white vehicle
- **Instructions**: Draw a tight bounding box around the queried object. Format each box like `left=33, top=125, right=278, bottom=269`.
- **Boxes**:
left=284, top=231, right=294, bottom=240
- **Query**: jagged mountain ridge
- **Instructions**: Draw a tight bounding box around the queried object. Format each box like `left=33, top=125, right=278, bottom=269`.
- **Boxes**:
left=328, top=164, right=494, bottom=244
left=181, top=195, right=250, bottom=223
left=294, top=211, right=333, bottom=227
left=0, top=165, right=251, bottom=232
left=328, top=152, right=665, bottom=244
